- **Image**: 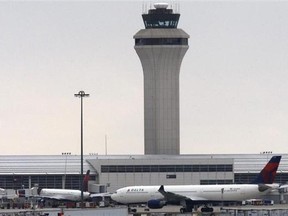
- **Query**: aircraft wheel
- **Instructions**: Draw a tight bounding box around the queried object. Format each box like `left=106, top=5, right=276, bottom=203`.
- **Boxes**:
left=129, top=208, right=137, bottom=213
left=201, top=207, right=214, bottom=212
left=180, top=207, right=186, bottom=213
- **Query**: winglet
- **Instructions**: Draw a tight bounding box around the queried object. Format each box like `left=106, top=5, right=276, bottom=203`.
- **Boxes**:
left=251, top=156, right=281, bottom=184
left=158, top=185, right=165, bottom=194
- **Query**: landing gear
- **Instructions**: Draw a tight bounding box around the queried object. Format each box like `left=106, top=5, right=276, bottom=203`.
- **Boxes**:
left=128, top=207, right=137, bottom=213
left=180, top=205, right=193, bottom=213
left=201, top=206, right=214, bottom=213
left=180, top=208, right=186, bottom=213
left=179, top=200, right=194, bottom=213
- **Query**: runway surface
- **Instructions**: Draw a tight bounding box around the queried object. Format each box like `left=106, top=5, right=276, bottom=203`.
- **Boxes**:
left=1, top=205, right=288, bottom=216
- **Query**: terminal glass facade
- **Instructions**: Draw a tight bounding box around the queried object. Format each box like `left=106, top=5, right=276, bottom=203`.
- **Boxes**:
left=200, top=179, right=233, bottom=185
left=31, top=175, right=62, bottom=188
left=101, top=164, right=233, bottom=173
left=0, top=175, right=29, bottom=189
left=0, top=174, right=96, bottom=190
left=235, top=173, right=288, bottom=184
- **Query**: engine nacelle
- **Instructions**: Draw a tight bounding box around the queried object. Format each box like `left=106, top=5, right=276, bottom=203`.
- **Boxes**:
left=147, top=199, right=166, bottom=209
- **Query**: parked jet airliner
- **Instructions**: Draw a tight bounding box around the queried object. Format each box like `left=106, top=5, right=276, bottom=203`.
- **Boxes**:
left=36, top=170, right=91, bottom=202
left=111, top=156, right=281, bottom=213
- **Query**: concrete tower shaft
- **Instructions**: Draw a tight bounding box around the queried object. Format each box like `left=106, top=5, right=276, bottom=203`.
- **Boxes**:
left=134, top=3, right=189, bottom=155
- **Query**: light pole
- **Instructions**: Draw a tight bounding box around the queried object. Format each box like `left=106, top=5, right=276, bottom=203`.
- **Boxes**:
left=74, top=90, right=89, bottom=207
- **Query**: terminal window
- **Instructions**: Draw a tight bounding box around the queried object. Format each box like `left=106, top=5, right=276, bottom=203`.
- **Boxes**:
left=200, top=179, right=233, bottom=185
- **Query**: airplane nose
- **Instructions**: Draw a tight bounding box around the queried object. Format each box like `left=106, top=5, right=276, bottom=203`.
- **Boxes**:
left=111, top=193, right=123, bottom=203
left=111, top=193, right=118, bottom=202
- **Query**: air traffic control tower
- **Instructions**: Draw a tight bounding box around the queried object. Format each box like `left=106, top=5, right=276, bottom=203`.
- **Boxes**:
left=134, top=3, right=189, bottom=155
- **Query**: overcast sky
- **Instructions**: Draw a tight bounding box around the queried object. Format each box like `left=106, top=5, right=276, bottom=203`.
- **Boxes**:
left=0, top=0, right=287, bottom=155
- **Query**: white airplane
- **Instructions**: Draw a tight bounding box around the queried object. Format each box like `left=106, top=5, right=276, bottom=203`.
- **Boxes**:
left=36, top=170, right=91, bottom=202
left=111, top=156, right=281, bottom=213
left=38, top=188, right=90, bottom=202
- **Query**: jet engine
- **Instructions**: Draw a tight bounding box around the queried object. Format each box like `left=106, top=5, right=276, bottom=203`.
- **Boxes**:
left=147, top=199, right=166, bottom=209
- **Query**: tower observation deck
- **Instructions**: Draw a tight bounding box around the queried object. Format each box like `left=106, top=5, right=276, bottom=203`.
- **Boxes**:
left=134, top=3, right=189, bottom=155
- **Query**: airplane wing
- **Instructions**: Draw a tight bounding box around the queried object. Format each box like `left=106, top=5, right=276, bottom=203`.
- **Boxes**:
left=158, top=185, right=207, bottom=203
left=279, top=184, right=288, bottom=193
left=90, top=192, right=113, bottom=199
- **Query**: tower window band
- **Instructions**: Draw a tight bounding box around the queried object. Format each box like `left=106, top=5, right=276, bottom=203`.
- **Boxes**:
left=135, top=38, right=188, bottom=46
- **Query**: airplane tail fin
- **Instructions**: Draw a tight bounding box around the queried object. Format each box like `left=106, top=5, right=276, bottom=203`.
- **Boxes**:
left=251, top=156, right=281, bottom=184
left=82, top=170, right=90, bottom=192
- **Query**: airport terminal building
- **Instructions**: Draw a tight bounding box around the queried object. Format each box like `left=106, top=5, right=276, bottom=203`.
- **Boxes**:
left=1, top=5, right=285, bottom=200
left=1, top=154, right=287, bottom=203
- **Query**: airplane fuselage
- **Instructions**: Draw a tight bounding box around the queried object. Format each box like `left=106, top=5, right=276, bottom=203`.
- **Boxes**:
left=112, top=184, right=275, bottom=205
left=40, top=189, right=90, bottom=201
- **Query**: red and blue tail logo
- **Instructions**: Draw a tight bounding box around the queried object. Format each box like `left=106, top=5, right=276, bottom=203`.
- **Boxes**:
left=252, top=156, right=281, bottom=184
left=82, top=170, right=90, bottom=192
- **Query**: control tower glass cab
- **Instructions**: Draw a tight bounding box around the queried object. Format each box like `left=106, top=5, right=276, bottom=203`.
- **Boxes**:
left=134, top=3, right=189, bottom=155
left=142, top=3, right=180, bottom=29
left=135, top=3, right=188, bottom=46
